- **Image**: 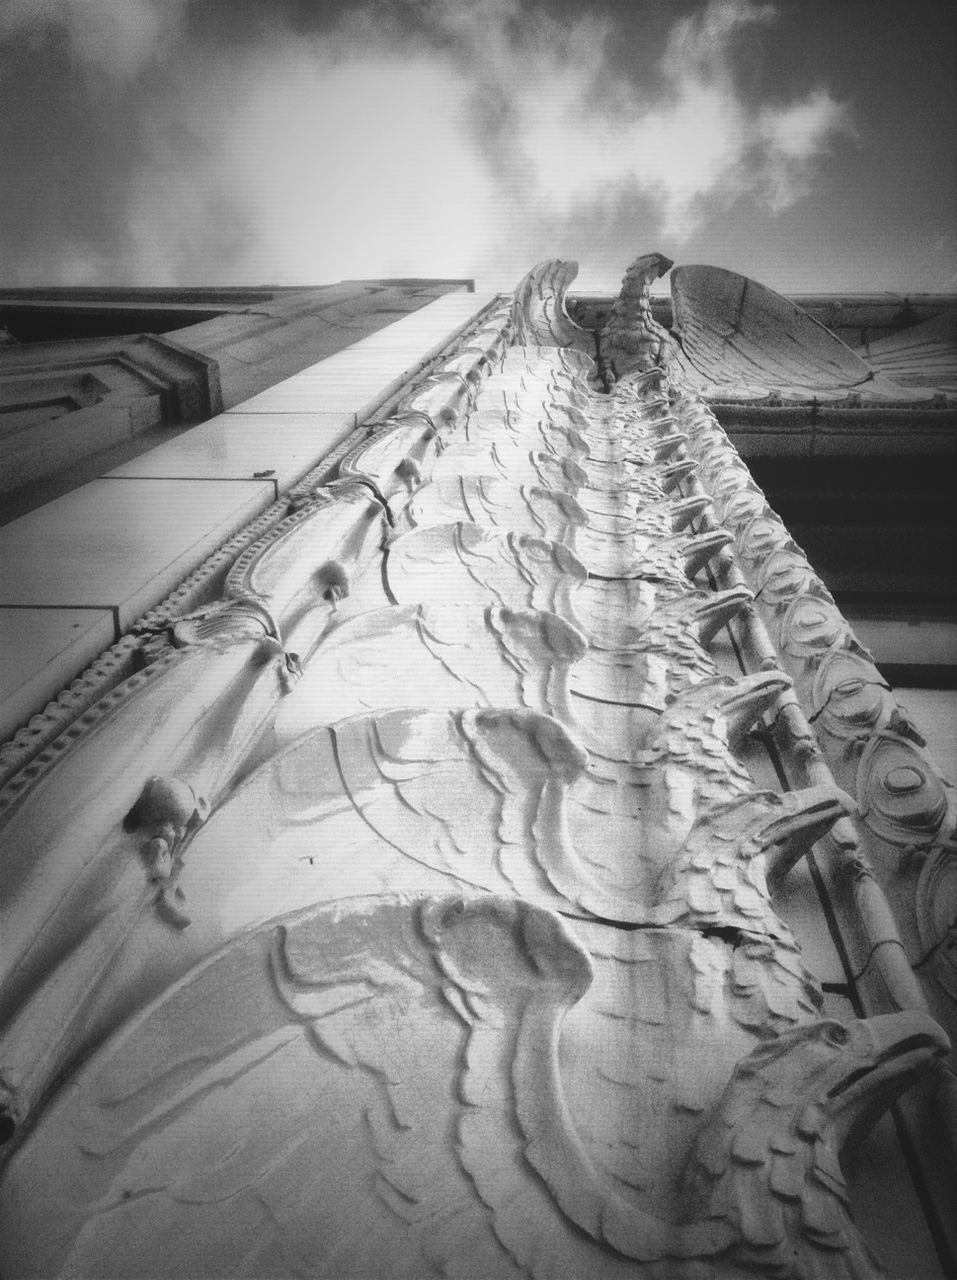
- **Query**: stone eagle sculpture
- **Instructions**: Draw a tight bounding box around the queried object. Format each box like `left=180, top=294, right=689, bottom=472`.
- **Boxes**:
left=1, top=895, right=945, bottom=1279
left=0, top=253, right=950, bottom=1280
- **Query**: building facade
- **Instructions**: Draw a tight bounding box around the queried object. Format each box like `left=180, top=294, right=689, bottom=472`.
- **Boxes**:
left=0, top=258, right=955, bottom=1277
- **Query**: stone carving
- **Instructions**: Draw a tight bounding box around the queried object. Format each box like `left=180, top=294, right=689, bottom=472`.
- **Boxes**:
left=809, top=650, right=898, bottom=778
left=575, top=523, right=732, bottom=585
left=510, top=259, right=595, bottom=352
left=0, top=488, right=393, bottom=1141
left=391, top=475, right=589, bottom=544
left=442, top=312, right=513, bottom=375
left=338, top=411, right=441, bottom=504
left=0, top=482, right=389, bottom=976
left=564, top=684, right=820, bottom=910
left=0, top=490, right=298, bottom=793
left=431, top=438, right=589, bottom=491
left=857, top=730, right=953, bottom=851
left=559, top=919, right=829, bottom=1198
left=164, top=595, right=284, bottom=651
left=611, top=364, right=670, bottom=407
left=463, top=393, right=595, bottom=440
left=121, top=692, right=845, bottom=946
left=655, top=786, right=853, bottom=939
left=670, top=265, right=930, bottom=403
left=676, top=383, right=957, bottom=1081
left=575, top=578, right=751, bottom=654
left=1, top=892, right=945, bottom=1279
left=478, top=358, right=598, bottom=401
left=857, top=310, right=957, bottom=397
left=463, top=407, right=592, bottom=459
left=380, top=522, right=588, bottom=619
left=0, top=633, right=286, bottom=1018
left=734, top=513, right=795, bottom=566
left=915, top=847, right=957, bottom=1003
left=0, top=631, right=147, bottom=794
left=568, top=584, right=749, bottom=711
left=753, top=549, right=828, bottom=622
left=601, top=252, right=676, bottom=377
left=0, top=256, right=951, bottom=1279
left=676, top=1012, right=948, bottom=1277
left=499, top=342, right=598, bottom=380
left=399, top=369, right=473, bottom=429
left=177, top=705, right=621, bottom=923
left=123, top=775, right=209, bottom=927
left=271, top=603, right=587, bottom=745
left=642, top=671, right=791, bottom=792
left=404, top=455, right=723, bottom=583
left=575, top=490, right=712, bottom=539
left=229, top=480, right=386, bottom=613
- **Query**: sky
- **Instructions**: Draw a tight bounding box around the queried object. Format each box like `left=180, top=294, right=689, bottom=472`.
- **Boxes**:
left=1, top=0, right=955, bottom=294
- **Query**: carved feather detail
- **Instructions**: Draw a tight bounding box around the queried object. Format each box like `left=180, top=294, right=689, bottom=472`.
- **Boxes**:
left=2, top=252, right=950, bottom=1280
left=384, top=522, right=588, bottom=620
left=6, top=893, right=941, bottom=1279
left=272, top=603, right=587, bottom=745
left=510, top=259, right=595, bottom=352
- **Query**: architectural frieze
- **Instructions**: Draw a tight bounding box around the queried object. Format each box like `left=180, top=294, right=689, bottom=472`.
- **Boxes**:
left=0, top=257, right=953, bottom=1278
left=675, top=385, right=957, bottom=1032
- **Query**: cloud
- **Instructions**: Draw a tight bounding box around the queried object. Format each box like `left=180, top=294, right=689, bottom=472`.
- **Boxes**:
left=755, top=87, right=856, bottom=212
left=483, top=0, right=851, bottom=240
left=0, top=0, right=854, bottom=289
left=0, top=0, right=190, bottom=80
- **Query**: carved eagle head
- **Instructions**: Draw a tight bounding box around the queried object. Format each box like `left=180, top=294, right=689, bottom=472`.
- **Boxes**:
left=653, top=785, right=854, bottom=937
left=684, top=1012, right=949, bottom=1275
left=653, top=670, right=791, bottom=754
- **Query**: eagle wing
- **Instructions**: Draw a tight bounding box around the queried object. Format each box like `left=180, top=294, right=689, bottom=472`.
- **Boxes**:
left=670, top=265, right=921, bottom=403
left=464, top=407, right=591, bottom=459
left=509, top=258, right=595, bottom=352
left=391, top=475, right=588, bottom=543
left=559, top=920, right=820, bottom=1213
left=384, top=523, right=587, bottom=622
left=0, top=895, right=599, bottom=1280
left=272, top=603, right=586, bottom=744
left=431, top=440, right=587, bottom=492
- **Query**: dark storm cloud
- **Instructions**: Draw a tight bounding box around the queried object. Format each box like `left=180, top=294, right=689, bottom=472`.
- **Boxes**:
left=0, top=0, right=952, bottom=291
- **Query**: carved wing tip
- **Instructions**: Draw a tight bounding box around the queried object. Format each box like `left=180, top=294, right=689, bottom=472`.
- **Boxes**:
left=419, top=894, right=593, bottom=1000
left=463, top=706, right=588, bottom=782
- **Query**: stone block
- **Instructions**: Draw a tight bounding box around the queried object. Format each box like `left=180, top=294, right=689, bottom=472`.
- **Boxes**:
left=0, top=477, right=273, bottom=631
left=105, top=412, right=354, bottom=491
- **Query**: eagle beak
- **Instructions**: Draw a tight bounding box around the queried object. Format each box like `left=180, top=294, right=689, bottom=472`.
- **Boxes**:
left=644, top=414, right=680, bottom=440
left=719, top=670, right=792, bottom=744
left=693, top=584, right=753, bottom=645
left=615, top=366, right=667, bottom=397
left=649, top=432, right=689, bottom=461
left=554, top=425, right=589, bottom=456
left=659, top=458, right=698, bottom=491
left=830, top=1011, right=951, bottom=1150
left=682, top=528, right=733, bottom=578
left=668, top=494, right=712, bottom=531
left=563, top=460, right=589, bottom=487
left=760, top=785, right=856, bottom=887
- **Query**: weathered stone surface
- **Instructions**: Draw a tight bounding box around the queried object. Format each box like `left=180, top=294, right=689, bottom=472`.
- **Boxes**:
left=671, top=265, right=932, bottom=403
left=510, top=259, right=595, bottom=353
left=0, top=258, right=951, bottom=1280
left=1, top=893, right=946, bottom=1279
